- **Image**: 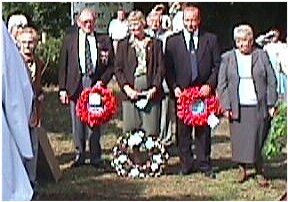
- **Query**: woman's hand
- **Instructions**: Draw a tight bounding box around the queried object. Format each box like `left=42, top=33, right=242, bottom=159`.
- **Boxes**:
left=268, top=107, right=276, bottom=117
left=147, top=87, right=157, bottom=100
left=223, top=110, right=233, bottom=119
left=124, top=85, right=138, bottom=100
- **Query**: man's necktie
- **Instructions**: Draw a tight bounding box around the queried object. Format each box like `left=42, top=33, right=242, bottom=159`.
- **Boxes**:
left=85, top=34, right=94, bottom=76
left=189, top=32, right=198, bottom=83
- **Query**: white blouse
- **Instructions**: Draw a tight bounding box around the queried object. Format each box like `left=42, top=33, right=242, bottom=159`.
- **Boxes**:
left=236, top=49, right=258, bottom=105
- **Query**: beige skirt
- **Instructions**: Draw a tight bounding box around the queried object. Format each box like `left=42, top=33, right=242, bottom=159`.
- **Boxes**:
left=122, top=75, right=160, bottom=136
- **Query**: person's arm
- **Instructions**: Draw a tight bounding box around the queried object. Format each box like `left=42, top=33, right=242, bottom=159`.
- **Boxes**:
left=217, top=52, right=232, bottom=117
left=206, top=34, right=221, bottom=90
left=263, top=51, right=278, bottom=110
left=58, top=35, right=69, bottom=104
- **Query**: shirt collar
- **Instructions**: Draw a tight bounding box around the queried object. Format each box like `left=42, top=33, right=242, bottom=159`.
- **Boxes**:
left=183, top=28, right=199, bottom=38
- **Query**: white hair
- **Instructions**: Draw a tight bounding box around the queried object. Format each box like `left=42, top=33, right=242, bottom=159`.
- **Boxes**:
left=233, top=24, right=254, bottom=41
left=7, top=14, right=28, bottom=33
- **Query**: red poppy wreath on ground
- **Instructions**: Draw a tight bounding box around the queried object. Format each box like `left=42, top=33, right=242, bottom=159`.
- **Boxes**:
left=177, top=86, right=221, bottom=127
left=76, top=83, right=117, bottom=127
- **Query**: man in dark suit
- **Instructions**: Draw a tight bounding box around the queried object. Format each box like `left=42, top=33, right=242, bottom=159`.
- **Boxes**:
left=165, top=4, right=221, bottom=177
left=58, top=7, right=114, bottom=168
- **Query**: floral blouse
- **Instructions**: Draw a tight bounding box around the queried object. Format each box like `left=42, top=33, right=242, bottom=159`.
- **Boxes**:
left=129, top=35, right=151, bottom=77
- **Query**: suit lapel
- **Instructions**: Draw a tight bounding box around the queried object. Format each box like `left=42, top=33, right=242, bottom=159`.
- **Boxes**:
left=251, top=48, right=258, bottom=71
left=127, top=38, right=137, bottom=74
left=196, top=30, right=207, bottom=63
left=72, top=29, right=80, bottom=71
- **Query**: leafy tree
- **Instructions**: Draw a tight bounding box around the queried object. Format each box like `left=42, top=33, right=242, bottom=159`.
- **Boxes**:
left=2, top=2, right=71, bottom=38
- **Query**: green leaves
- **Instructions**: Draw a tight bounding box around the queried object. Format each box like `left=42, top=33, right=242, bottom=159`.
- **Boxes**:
left=263, top=102, right=287, bottom=159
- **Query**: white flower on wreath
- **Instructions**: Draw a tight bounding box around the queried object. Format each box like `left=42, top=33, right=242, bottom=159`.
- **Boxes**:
left=128, top=132, right=143, bottom=147
left=129, top=167, right=140, bottom=178
left=145, top=137, right=155, bottom=150
left=152, top=154, right=163, bottom=164
left=118, top=154, right=128, bottom=164
left=151, top=163, right=159, bottom=172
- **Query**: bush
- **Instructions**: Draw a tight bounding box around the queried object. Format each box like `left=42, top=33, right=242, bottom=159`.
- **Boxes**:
left=36, top=36, right=63, bottom=86
left=263, top=101, right=287, bottom=159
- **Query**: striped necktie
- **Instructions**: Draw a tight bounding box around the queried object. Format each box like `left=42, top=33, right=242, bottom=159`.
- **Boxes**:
left=85, top=34, right=94, bottom=76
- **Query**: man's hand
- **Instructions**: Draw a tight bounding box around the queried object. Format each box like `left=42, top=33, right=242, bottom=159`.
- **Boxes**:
left=96, top=80, right=104, bottom=87
left=59, top=91, right=69, bottom=105
left=124, top=85, right=138, bottom=100
left=200, top=84, right=211, bottom=98
left=174, top=87, right=182, bottom=98
left=147, top=86, right=157, bottom=100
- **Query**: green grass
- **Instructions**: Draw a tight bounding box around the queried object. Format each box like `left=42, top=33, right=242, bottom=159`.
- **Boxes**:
left=38, top=83, right=287, bottom=200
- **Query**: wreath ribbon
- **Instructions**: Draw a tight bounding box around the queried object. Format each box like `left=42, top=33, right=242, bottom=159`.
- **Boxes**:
left=76, top=83, right=117, bottom=127
left=177, top=86, right=221, bottom=126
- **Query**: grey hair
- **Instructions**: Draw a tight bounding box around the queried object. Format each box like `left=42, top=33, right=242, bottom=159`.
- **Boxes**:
left=233, top=24, right=254, bottom=41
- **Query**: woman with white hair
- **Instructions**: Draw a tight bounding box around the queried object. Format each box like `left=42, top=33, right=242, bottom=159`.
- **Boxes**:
left=217, top=24, right=277, bottom=186
left=7, top=14, right=28, bottom=45
left=114, top=10, right=165, bottom=137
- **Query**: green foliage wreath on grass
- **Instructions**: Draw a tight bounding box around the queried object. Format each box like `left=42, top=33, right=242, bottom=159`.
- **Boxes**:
left=263, top=102, right=287, bottom=159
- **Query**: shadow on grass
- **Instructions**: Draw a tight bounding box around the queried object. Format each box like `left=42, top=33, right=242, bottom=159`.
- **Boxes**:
left=38, top=174, right=213, bottom=200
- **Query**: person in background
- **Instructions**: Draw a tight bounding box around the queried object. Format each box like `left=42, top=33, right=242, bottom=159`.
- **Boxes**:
left=7, top=14, right=28, bottom=47
left=217, top=24, right=277, bottom=186
left=169, top=2, right=184, bottom=33
left=16, top=26, right=45, bottom=193
left=114, top=10, right=165, bottom=137
left=152, top=4, right=172, bottom=31
left=165, top=3, right=221, bottom=177
left=145, top=11, right=174, bottom=146
left=58, top=7, right=114, bottom=168
left=108, top=8, right=129, bottom=53
left=2, top=20, right=34, bottom=201
left=262, top=28, right=287, bottom=99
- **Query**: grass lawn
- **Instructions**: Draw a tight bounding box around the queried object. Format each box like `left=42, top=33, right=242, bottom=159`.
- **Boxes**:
left=37, top=83, right=287, bottom=200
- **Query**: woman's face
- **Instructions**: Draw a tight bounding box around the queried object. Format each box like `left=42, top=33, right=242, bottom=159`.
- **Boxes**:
left=235, top=36, right=253, bottom=54
left=129, top=21, right=144, bottom=38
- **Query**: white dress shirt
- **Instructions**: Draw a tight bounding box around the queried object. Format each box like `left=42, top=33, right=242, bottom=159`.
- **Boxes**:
left=183, top=28, right=199, bottom=50
left=79, top=29, right=97, bottom=74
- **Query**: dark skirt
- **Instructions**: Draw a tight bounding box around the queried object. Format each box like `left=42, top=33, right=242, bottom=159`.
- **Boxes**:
left=229, top=106, right=270, bottom=164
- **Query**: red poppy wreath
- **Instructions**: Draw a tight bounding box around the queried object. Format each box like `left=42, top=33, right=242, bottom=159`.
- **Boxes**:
left=177, top=86, right=221, bottom=127
left=76, top=83, right=117, bottom=127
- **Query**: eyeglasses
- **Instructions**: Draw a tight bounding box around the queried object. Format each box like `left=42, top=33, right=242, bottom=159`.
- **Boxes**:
left=81, top=19, right=95, bottom=25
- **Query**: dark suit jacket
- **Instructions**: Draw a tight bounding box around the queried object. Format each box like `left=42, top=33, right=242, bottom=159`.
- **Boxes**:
left=217, top=48, right=277, bottom=119
left=165, top=29, right=221, bottom=92
left=114, top=35, right=165, bottom=101
left=58, top=29, right=114, bottom=101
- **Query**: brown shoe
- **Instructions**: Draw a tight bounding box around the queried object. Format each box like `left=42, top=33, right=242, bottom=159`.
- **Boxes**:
left=256, top=174, right=269, bottom=187
left=235, top=165, right=247, bottom=183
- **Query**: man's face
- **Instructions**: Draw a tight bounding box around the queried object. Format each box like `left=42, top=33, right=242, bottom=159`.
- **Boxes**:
left=150, top=15, right=161, bottom=31
left=18, top=32, right=36, bottom=57
left=117, top=10, right=125, bottom=21
left=78, top=11, right=96, bottom=34
left=183, top=8, right=201, bottom=32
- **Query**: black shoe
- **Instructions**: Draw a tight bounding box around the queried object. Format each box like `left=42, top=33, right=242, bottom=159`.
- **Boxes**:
left=71, top=160, right=85, bottom=167
left=179, top=166, right=195, bottom=175
left=202, top=169, right=216, bottom=179
left=91, top=160, right=105, bottom=169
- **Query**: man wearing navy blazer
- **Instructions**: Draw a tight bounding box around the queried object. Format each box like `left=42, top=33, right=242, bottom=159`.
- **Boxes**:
left=165, top=3, right=221, bottom=177
left=58, top=8, right=114, bottom=168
